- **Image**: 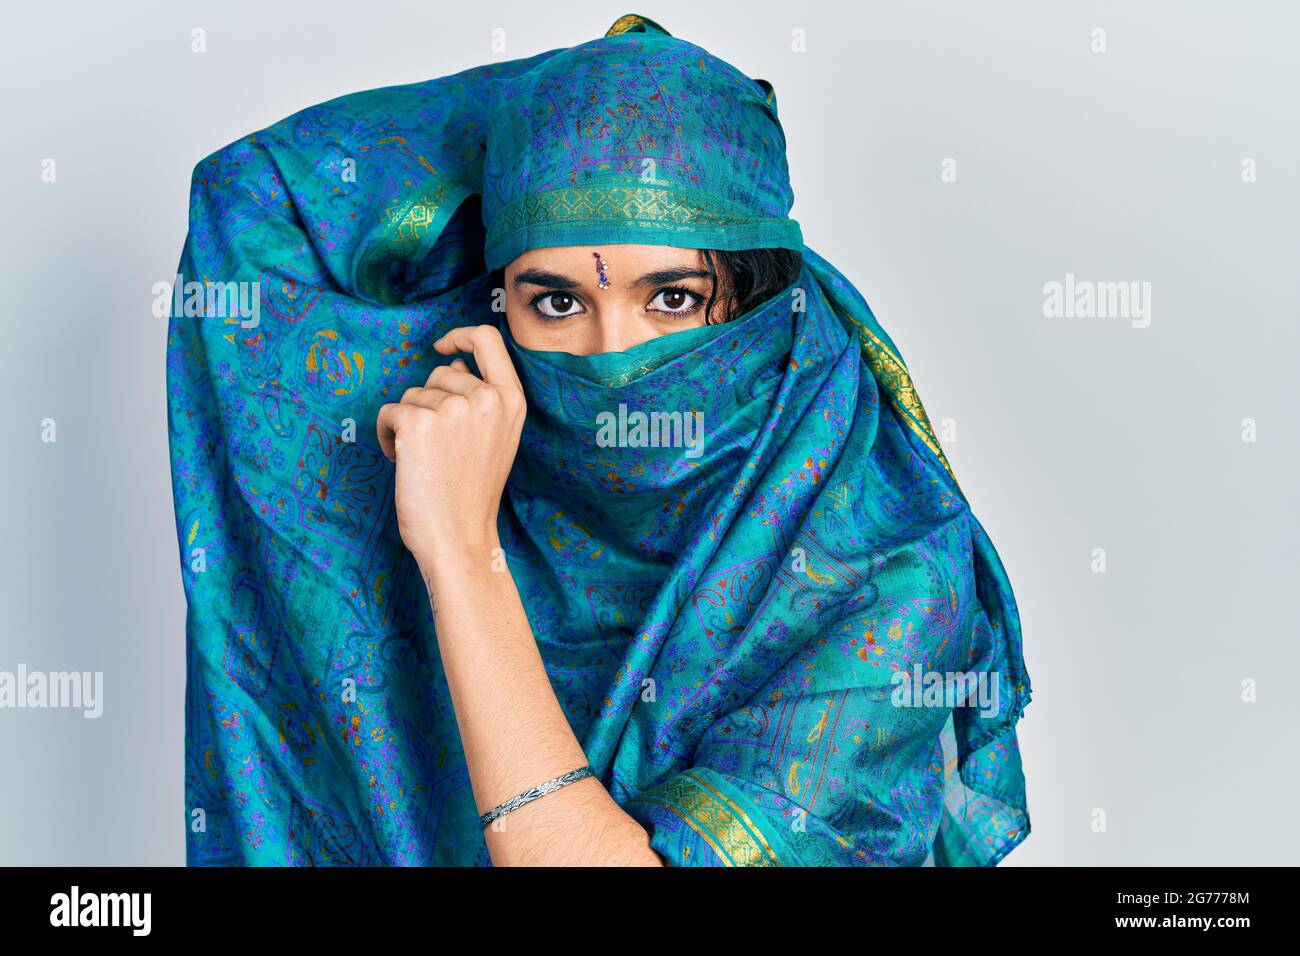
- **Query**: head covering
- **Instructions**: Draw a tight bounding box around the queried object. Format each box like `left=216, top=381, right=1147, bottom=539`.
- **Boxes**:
left=480, top=16, right=802, bottom=269
left=168, top=12, right=1031, bottom=866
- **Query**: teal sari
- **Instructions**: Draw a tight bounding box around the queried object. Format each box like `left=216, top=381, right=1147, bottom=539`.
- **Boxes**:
left=167, top=12, right=1031, bottom=866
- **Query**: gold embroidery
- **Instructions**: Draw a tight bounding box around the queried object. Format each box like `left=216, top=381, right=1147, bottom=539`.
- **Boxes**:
left=358, top=182, right=459, bottom=303
left=832, top=302, right=960, bottom=486
left=687, top=771, right=781, bottom=864
left=380, top=184, right=455, bottom=255
left=486, top=184, right=762, bottom=250
left=605, top=14, right=670, bottom=37
left=636, top=769, right=780, bottom=866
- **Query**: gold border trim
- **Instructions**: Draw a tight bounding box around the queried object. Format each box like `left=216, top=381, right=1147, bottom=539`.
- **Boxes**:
left=637, top=769, right=780, bottom=866
left=833, top=304, right=959, bottom=485
left=685, top=770, right=780, bottom=864
left=605, top=14, right=671, bottom=37
left=485, top=183, right=764, bottom=250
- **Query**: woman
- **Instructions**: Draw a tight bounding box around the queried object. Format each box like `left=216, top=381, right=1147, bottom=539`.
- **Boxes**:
left=168, top=13, right=1031, bottom=866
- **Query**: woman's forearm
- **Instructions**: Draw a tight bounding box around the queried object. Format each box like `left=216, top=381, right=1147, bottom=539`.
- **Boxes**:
left=418, top=533, right=664, bottom=867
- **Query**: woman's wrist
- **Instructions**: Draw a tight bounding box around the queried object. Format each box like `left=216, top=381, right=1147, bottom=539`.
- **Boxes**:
left=415, top=529, right=507, bottom=602
left=414, top=526, right=500, bottom=576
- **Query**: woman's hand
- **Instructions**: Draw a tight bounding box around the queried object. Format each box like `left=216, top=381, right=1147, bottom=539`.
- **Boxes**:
left=376, top=323, right=526, bottom=567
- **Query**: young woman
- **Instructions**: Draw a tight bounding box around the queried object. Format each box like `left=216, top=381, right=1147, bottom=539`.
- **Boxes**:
left=168, top=14, right=1031, bottom=867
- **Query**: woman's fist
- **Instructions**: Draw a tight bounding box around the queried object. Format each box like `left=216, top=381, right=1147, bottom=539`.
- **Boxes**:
left=376, top=324, right=526, bottom=567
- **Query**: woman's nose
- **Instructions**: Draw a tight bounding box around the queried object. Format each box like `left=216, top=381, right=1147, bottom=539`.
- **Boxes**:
left=591, top=313, right=657, bottom=355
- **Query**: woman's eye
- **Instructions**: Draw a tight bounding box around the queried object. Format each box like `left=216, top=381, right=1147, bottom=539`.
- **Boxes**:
left=648, top=288, right=702, bottom=315
left=532, top=292, right=584, bottom=319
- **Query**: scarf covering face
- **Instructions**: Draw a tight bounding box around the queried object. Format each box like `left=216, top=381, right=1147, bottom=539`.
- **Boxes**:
left=168, top=13, right=1031, bottom=866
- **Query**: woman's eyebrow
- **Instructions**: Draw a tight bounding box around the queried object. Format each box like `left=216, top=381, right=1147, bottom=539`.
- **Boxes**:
left=513, top=268, right=580, bottom=290
left=630, top=267, right=711, bottom=287
left=512, top=265, right=711, bottom=290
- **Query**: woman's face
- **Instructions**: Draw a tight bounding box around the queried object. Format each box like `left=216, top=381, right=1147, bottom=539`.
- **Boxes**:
left=502, top=244, right=734, bottom=355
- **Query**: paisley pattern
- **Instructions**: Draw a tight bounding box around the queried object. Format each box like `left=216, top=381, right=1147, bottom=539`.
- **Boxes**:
left=168, top=13, right=1030, bottom=866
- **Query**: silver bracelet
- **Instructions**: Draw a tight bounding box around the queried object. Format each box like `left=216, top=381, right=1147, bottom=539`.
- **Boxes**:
left=479, top=766, right=595, bottom=829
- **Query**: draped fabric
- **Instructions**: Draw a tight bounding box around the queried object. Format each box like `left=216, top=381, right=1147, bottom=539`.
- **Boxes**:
left=167, top=12, right=1031, bottom=866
